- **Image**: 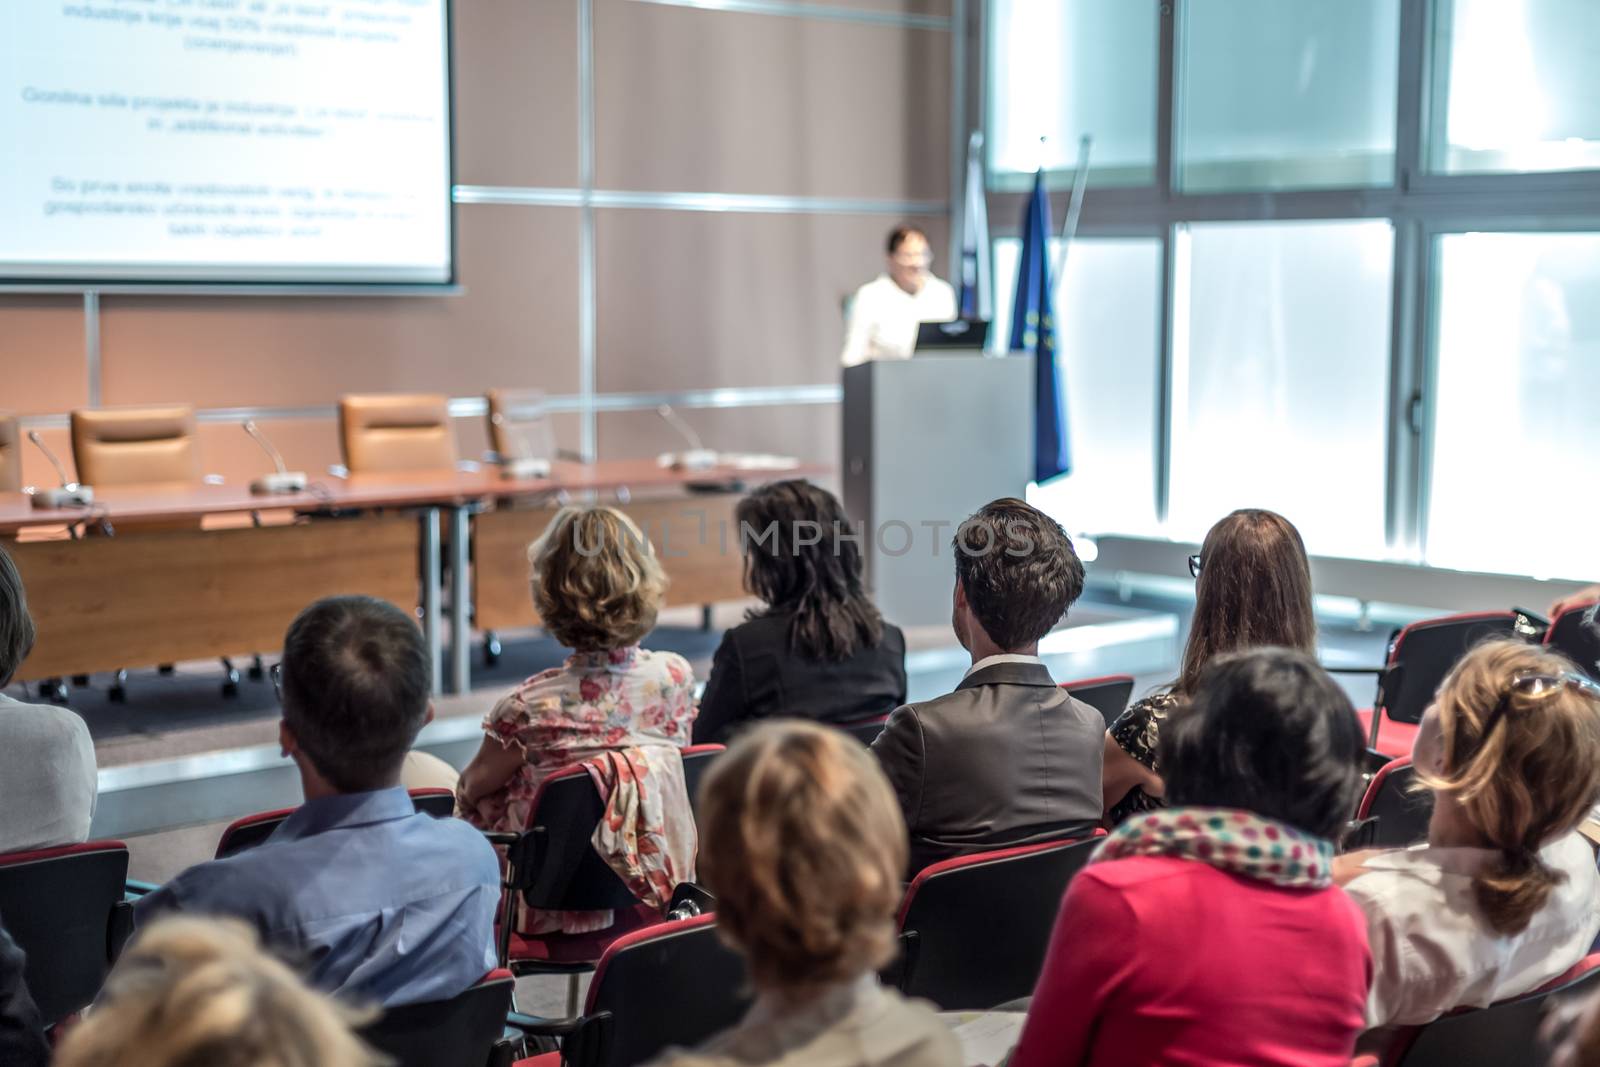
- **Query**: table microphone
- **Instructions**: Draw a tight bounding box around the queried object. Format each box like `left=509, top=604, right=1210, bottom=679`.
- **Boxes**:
left=655, top=404, right=718, bottom=471
left=26, top=431, right=93, bottom=508
left=242, top=420, right=309, bottom=494
left=490, top=413, right=552, bottom=479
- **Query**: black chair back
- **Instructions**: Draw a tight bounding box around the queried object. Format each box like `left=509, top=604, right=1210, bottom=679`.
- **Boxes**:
left=1347, top=757, right=1432, bottom=850
left=897, top=836, right=1100, bottom=1010
left=679, top=745, right=724, bottom=823
left=1546, top=601, right=1600, bottom=682
left=360, top=972, right=516, bottom=1067
left=837, top=715, right=890, bottom=746
left=411, top=787, right=459, bottom=818
left=1390, top=953, right=1600, bottom=1065
left=515, top=769, right=640, bottom=913
left=1061, top=675, right=1136, bottom=727
left=570, top=915, right=752, bottom=1067
left=1378, top=613, right=1519, bottom=725
left=0, top=842, right=130, bottom=1024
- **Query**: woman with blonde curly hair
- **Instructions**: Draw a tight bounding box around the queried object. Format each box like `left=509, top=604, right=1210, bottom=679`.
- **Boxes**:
left=457, top=506, right=698, bottom=934
left=53, top=916, right=378, bottom=1067
left=1338, top=639, right=1600, bottom=1029
left=648, top=720, right=956, bottom=1067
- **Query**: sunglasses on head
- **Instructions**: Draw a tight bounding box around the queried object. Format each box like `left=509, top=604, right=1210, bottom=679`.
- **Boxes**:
left=1453, top=670, right=1600, bottom=763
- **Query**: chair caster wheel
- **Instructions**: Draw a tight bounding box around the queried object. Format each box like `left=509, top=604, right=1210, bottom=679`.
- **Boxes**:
left=109, top=685, right=127, bottom=704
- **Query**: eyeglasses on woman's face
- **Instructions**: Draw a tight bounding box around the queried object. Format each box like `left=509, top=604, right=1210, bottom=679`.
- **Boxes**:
left=1188, top=553, right=1202, bottom=579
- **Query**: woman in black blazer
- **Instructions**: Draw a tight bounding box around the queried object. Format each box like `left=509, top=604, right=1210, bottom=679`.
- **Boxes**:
left=694, top=480, right=907, bottom=744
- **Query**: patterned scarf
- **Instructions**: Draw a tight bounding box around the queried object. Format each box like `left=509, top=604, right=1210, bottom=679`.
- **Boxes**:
left=1094, top=806, right=1336, bottom=889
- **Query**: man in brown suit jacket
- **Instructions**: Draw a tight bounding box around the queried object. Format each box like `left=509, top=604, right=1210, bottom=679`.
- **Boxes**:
left=873, top=498, right=1104, bottom=876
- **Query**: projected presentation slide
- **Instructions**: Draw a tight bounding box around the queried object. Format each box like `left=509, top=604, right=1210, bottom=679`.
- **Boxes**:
left=0, top=1, right=453, bottom=285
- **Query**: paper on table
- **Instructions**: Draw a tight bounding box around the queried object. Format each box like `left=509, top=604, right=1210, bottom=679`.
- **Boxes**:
left=943, top=1011, right=1025, bottom=1067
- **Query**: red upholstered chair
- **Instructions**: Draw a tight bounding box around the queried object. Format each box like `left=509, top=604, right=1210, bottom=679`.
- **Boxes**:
left=490, top=746, right=725, bottom=1015
left=1545, top=600, right=1600, bottom=682
left=1346, top=756, right=1432, bottom=850
left=1060, top=674, right=1136, bottom=727
left=1355, top=612, right=1522, bottom=757
left=836, top=714, right=891, bottom=746
left=360, top=969, right=520, bottom=1067
left=1373, top=952, right=1600, bottom=1066
left=214, top=787, right=464, bottom=859
left=513, top=914, right=751, bottom=1067
left=895, top=835, right=1104, bottom=1010
left=0, top=841, right=133, bottom=1025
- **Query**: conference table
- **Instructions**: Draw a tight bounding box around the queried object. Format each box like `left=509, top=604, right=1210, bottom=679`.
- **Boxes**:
left=0, top=459, right=820, bottom=697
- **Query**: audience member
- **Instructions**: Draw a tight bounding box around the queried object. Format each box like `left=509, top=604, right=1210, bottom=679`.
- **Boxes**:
left=1550, top=584, right=1600, bottom=620
left=0, top=912, right=47, bottom=1067
left=53, top=916, right=379, bottom=1067
left=1337, top=639, right=1600, bottom=1029
left=695, top=480, right=906, bottom=744
left=647, top=721, right=959, bottom=1067
left=1009, top=648, right=1370, bottom=1067
left=871, top=498, right=1102, bottom=874
left=0, top=544, right=96, bottom=854
left=136, top=596, right=499, bottom=1008
left=1549, top=985, right=1600, bottom=1067
left=1103, top=508, right=1315, bottom=825
left=457, top=505, right=697, bottom=933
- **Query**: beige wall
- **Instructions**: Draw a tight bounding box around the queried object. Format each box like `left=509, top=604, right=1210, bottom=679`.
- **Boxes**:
left=0, top=0, right=953, bottom=488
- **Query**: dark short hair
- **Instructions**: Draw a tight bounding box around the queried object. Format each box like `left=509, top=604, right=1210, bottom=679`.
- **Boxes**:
left=279, top=596, right=430, bottom=793
left=952, top=498, right=1084, bottom=651
left=0, top=546, right=35, bottom=688
left=737, top=480, right=883, bottom=663
left=1161, top=647, right=1364, bottom=841
left=886, top=224, right=928, bottom=255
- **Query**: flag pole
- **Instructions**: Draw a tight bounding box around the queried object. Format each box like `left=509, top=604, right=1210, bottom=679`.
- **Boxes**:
left=1053, top=134, right=1092, bottom=285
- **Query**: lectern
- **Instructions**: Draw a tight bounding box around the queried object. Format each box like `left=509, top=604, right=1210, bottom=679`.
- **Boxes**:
left=842, top=353, right=1034, bottom=627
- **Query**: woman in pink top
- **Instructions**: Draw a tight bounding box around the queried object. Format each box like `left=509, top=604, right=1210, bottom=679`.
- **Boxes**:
left=1009, top=647, right=1372, bottom=1067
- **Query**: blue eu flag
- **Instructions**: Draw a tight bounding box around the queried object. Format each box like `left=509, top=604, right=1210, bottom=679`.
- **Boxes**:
left=1009, top=167, right=1071, bottom=484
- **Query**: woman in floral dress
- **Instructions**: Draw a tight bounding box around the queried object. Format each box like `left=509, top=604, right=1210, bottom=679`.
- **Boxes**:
left=456, top=505, right=698, bottom=933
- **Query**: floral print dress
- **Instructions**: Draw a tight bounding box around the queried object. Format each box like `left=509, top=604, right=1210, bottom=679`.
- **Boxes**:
left=465, top=645, right=698, bottom=934
left=1105, top=691, right=1183, bottom=828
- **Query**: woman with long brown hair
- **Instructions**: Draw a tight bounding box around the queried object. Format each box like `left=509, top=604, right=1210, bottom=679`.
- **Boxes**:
left=1337, top=639, right=1600, bottom=1029
left=1102, top=509, right=1317, bottom=825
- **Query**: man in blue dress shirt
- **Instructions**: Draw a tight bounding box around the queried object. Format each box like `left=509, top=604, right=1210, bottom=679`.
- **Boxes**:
left=137, top=595, right=500, bottom=1008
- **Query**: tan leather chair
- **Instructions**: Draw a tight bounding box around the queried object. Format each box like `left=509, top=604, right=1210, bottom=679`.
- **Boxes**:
left=70, top=405, right=199, bottom=486
left=485, top=388, right=556, bottom=463
left=0, top=414, right=21, bottom=492
left=338, top=394, right=457, bottom=473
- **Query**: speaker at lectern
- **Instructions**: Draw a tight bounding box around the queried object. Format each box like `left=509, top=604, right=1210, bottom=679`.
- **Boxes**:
left=841, top=352, right=1034, bottom=627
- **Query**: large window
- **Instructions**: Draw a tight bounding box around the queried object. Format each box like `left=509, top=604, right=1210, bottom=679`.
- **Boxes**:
left=993, top=237, right=1164, bottom=538
left=1176, top=0, right=1401, bottom=192
left=1431, top=0, right=1600, bottom=175
left=984, top=0, right=1600, bottom=580
left=986, top=0, right=1158, bottom=187
left=1168, top=221, right=1394, bottom=558
left=1425, top=232, right=1600, bottom=579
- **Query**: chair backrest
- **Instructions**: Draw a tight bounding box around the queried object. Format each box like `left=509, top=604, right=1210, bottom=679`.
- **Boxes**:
left=575, top=915, right=752, bottom=1067
left=338, top=394, right=457, bottom=474
left=0, top=841, right=131, bottom=1024
left=513, top=767, right=640, bottom=912
left=837, top=714, right=890, bottom=746
left=70, top=405, right=199, bottom=486
left=679, top=745, right=724, bottom=824
left=359, top=970, right=516, bottom=1067
left=0, top=414, right=20, bottom=492
left=485, top=388, right=557, bottom=464
left=896, top=835, right=1102, bottom=1010
left=1379, top=612, right=1521, bottom=725
left=1060, top=674, right=1137, bottom=727
left=1354, top=756, right=1432, bottom=848
left=216, top=790, right=459, bottom=859
left=1546, top=601, right=1600, bottom=682
left=1387, top=953, right=1600, bottom=1066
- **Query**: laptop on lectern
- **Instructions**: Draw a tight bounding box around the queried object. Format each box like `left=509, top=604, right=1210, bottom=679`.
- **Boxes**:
left=914, top=318, right=990, bottom=352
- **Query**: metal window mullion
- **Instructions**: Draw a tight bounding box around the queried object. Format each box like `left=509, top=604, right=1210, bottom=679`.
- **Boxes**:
left=1154, top=225, right=1178, bottom=526
left=1410, top=225, right=1442, bottom=564
left=1155, top=0, right=1178, bottom=202
left=1393, top=0, right=1427, bottom=191
left=1384, top=220, right=1422, bottom=557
